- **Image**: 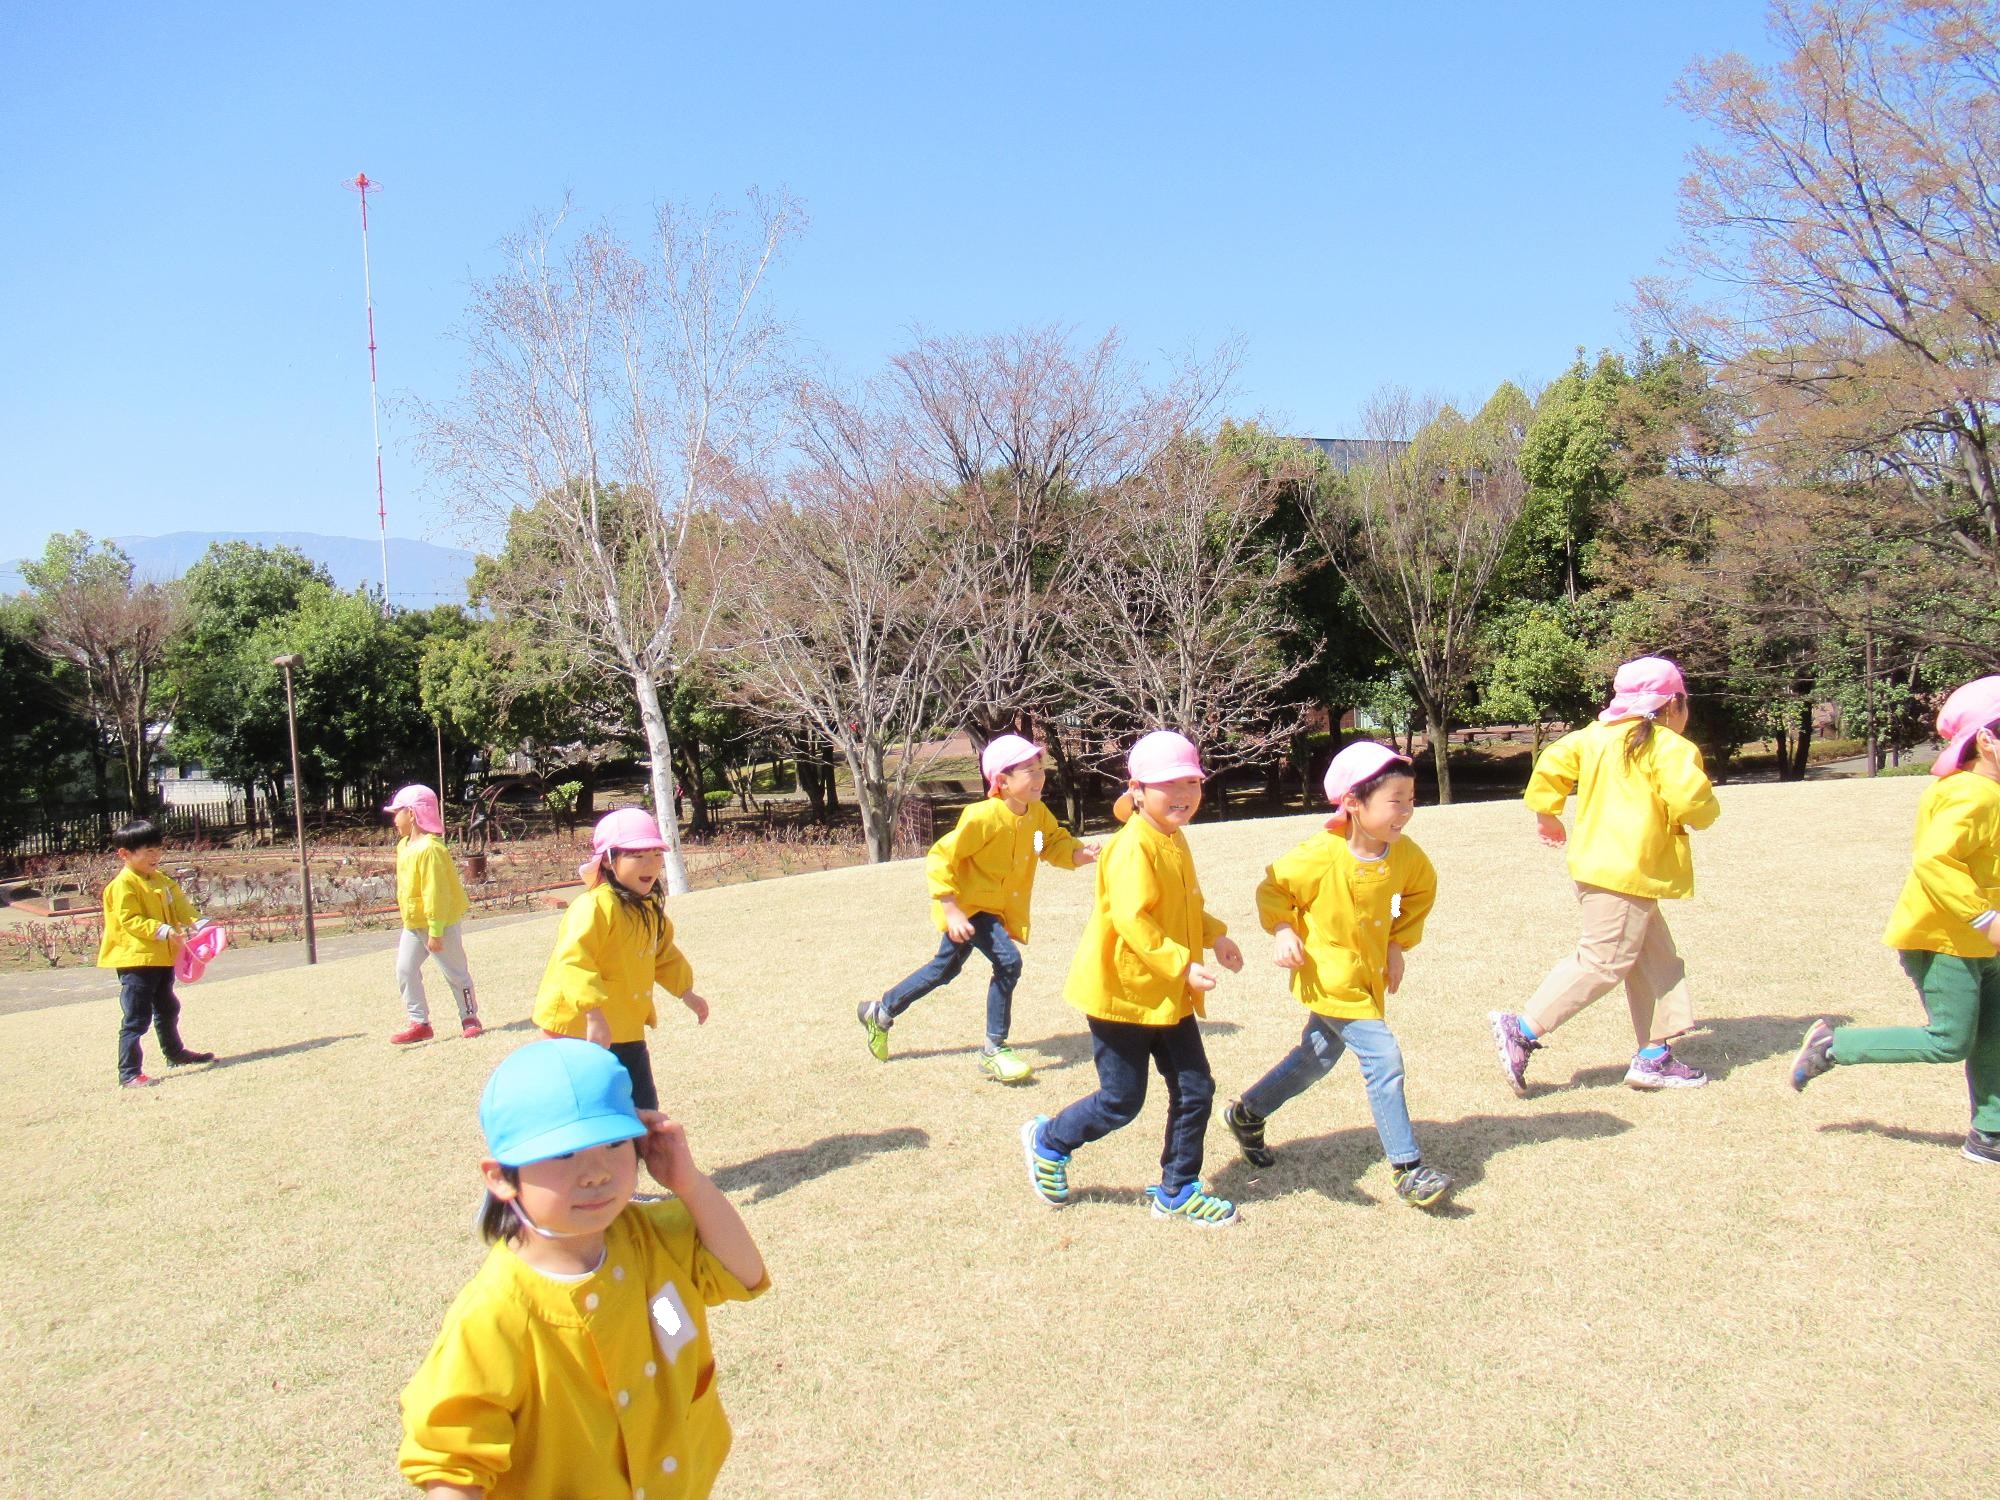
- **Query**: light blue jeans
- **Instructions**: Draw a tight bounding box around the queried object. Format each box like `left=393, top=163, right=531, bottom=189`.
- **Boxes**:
left=1240, top=1013, right=1420, bottom=1166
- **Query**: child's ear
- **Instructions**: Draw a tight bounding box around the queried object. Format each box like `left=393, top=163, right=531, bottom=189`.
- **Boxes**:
left=480, top=1159, right=516, bottom=1199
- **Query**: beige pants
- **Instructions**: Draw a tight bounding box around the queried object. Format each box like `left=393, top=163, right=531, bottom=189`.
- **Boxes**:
left=1524, top=883, right=1695, bottom=1047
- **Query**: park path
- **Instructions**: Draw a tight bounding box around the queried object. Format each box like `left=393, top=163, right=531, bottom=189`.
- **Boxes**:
left=0, top=908, right=555, bottom=1017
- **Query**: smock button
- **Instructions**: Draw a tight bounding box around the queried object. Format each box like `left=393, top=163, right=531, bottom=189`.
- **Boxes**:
left=645, top=1360, right=658, bottom=1376
left=618, top=1388, right=631, bottom=1406
left=635, top=1488, right=646, bottom=1500
left=662, top=1457, right=678, bottom=1474
left=612, top=1265, right=626, bottom=1281
left=584, top=1292, right=600, bottom=1311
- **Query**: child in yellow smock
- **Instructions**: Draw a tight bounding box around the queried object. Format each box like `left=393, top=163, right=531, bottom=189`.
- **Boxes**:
left=1020, top=730, right=1245, bottom=1225
left=858, top=733, right=1096, bottom=1083
left=97, top=818, right=213, bottom=1088
left=534, top=807, right=708, bottom=1112
left=1221, top=742, right=1452, bottom=1208
left=383, top=784, right=481, bottom=1046
left=399, top=1038, right=768, bottom=1497
left=1489, top=655, right=1720, bottom=1094
left=1791, top=675, right=2000, bottom=1165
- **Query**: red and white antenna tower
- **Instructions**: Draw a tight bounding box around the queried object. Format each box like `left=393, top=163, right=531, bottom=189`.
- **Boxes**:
left=345, top=172, right=391, bottom=612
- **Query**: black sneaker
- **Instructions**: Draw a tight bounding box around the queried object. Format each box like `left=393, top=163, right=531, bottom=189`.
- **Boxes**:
left=1964, top=1129, right=2000, bottom=1166
left=1223, top=1100, right=1274, bottom=1168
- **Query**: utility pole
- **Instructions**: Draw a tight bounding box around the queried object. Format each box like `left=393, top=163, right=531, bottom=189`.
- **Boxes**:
left=346, top=172, right=391, bottom=613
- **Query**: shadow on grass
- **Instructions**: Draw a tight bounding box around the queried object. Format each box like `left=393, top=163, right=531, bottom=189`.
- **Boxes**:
left=494, top=1017, right=539, bottom=1034
left=713, top=1126, right=930, bottom=1203
left=1555, top=1012, right=1850, bottom=1092
left=204, top=1033, right=364, bottom=1072
left=1207, top=1109, right=1634, bottom=1217
left=895, top=1020, right=1244, bottom=1074
left=1818, top=1119, right=1964, bottom=1150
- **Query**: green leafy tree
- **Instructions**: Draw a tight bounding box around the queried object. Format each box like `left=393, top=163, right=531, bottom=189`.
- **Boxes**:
left=1477, top=598, right=1608, bottom=751
left=0, top=599, right=98, bottom=839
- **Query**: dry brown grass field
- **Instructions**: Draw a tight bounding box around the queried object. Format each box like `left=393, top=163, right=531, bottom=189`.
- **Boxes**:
left=4, top=775, right=1995, bottom=1498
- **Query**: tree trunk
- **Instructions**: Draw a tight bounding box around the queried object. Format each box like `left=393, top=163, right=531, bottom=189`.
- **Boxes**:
left=1787, top=699, right=1814, bottom=781
left=675, top=734, right=712, bottom=836
left=631, top=666, right=692, bottom=895
left=1042, top=723, right=1085, bottom=829
left=798, top=752, right=828, bottom=821
left=1425, top=704, right=1454, bottom=804
left=851, top=740, right=893, bottom=863
left=1773, top=722, right=1791, bottom=780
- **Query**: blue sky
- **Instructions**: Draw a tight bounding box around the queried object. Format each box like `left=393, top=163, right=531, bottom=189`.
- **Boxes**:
left=1, top=2, right=1773, bottom=573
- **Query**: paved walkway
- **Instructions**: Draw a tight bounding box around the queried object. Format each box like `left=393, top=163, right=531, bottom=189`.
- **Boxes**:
left=0, top=909, right=553, bottom=1018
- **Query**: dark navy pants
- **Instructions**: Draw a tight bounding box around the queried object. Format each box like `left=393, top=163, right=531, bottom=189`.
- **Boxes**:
left=116, top=966, right=187, bottom=1082
left=880, top=911, right=1023, bottom=1046
left=1042, top=1013, right=1214, bottom=1193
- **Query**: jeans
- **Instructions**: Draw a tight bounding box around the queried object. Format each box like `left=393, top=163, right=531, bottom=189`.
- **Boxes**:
left=1240, top=1013, right=1420, bottom=1166
left=1042, top=1014, right=1214, bottom=1193
left=880, top=911, right=1022, bottom=1046
left=116, top=966, right=188, bottom=1082
left=1833, top=951, right=2000, bottom=1134
left=396, top=925, right=478, bottom=1025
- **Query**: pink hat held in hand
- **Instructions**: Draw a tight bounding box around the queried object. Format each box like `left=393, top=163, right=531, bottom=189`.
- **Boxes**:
left=174, top=920, right=229, bottom=983
left=981, top=734, right=1043, bottom=786
left=1599, top=656, right=1686, bottom=724
left=579, top=807, right=668, bottom=887
left=383, top=784, right=444, bottom=836
left=1930, top=675, right=2000, bottom=776
left=1322, top=741, right=1412, bottom=830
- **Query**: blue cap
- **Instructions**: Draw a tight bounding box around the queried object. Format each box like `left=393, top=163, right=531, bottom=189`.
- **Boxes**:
left=479, top=1040, right=648, bottom=1167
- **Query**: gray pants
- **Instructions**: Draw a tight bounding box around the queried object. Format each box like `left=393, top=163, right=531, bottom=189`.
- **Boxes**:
left=398, top=926, right=478, bottom=1025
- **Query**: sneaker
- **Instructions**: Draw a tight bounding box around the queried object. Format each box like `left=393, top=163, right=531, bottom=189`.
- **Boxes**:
left=461, top=1018, right=484, bottom=1040
left=1489, top=1011, right=1540, bottom=1096
left=1147, top=1180, right=1238, bottom=1226
left=1223, top=1099, right=1275, bottom=1168
left=119, top=1074, right=158, bottom=1089
left=1020, top=1116, right=1071, bottom=1205
left=1392, top=1162, right=1454, bottom=1208
left=857, top=1001, right=889, bottom=1063
left=1625, top=1048, right=1708, bottom=1090
left=979, top=1044, right=1034, bottom=1084
left=165, top=1050, right=215, bottom=1065
left=1790, top=1019, right=1835, bottom=1092
left=390, top=1022, right=435, bottom=1046
left=1964, top=1129, right=2000, bottom=1166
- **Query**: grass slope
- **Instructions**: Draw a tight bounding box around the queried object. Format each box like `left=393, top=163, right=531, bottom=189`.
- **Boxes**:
left=3, top=775, right=1993, bottom=1498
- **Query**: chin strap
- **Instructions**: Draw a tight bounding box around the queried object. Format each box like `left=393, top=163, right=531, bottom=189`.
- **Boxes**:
left=508, top=1198, right=597, bottom=1241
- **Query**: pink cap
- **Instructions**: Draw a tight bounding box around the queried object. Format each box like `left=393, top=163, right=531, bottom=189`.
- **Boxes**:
left=580, top=807, right=668, bottom=887
left=1127, top=730, right=1206, bottom=785
left=383, top=784, right=444, bottom=836
left=1931, top=675, right=2000, bottom=776
left=1599, top=656, right=1686, bottom=724
left=174, top=920, right=229, bottom=983
left=1322, top=741, right=1412, bottom=829
left=981, top=734, right=1043, bottom=785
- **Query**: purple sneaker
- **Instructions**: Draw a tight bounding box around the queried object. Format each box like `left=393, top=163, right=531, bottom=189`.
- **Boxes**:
left=1790, top=1019, right=1835, bottom=1092
left=1625, top=1048, right=1708, bottom=1090
left=1488, top=1011, right=1539, bottom=1096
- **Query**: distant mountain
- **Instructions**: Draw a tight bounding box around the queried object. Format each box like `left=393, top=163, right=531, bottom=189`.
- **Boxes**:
left=2, top=531, right=478, bottom=609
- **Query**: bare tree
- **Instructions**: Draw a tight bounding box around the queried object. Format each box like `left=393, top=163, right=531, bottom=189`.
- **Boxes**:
left=886, top=326, right=1232, bottom=813
left=420, top=193, right=798, bottom=893
left=1303, top=386, right=1530, bottom=802
left=1066, top=436, right=1304, bottom=772
left=20, top=532, right=181, bottom=816
left=720, top=384, right=976, bottom=863
left=1653, top=0, right=2000, bottom=649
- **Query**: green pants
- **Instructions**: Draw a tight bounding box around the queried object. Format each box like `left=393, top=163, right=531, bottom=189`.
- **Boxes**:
left=1832, top=950, right=2000, bottom=1134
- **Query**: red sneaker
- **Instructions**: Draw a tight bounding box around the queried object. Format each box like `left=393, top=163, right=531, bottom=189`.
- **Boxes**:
left=120, top=1074, right=158, bottom=1089
left=390, top=1022, right=435, bottom=1046
left=461, top=1018, right=484, bottom=1040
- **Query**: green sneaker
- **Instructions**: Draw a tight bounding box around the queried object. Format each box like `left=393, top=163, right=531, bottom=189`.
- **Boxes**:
left=1392, top=1162, right=1453, bottom=1208
left=1021, top=1117, right=1071, bottom=1205
left=857, top=1000, right=889, bottom=1062
left=1147, top=1180, right=1238, bottom=1226
left=980, top=1044, right=1034, bottom=1084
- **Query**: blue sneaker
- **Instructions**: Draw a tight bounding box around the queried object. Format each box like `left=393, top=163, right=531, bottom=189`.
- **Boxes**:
left=1147, top=1179, right=1237, bottom=1226
left=1020, top=1116, right=1070, bottom=1205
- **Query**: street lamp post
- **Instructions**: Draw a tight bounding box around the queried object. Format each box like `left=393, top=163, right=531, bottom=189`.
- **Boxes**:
left=271, top=653, right=317, bottom=965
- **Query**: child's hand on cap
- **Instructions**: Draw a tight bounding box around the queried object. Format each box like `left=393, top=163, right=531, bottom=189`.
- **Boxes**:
left=637, top=1110, right=699, bottom=1195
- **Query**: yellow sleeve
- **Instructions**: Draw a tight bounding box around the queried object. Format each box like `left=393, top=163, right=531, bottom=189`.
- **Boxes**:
left=419, top=845, right=454, bottom=938
left=1390, top=845, right=1437, bottom=949
left=1909, top=786, right=1997, bottom=927
left=538, top=896, right=615, bottom=1029
left=1255, top=839, right=1323, bottom=935
left=1105, top=838, right=1191, bottom=982
left=1654, top=733, right=1721, bottom=831
left=925, top=804, right=986, bottom=902
left=1524, top=732, right=1583, bottom=816
left=397, top=1292, right=527, bottom=1492
left=1035, top=804, right=1084, bottom=869
left=107, top=875, right=161, bottom=944
left=1201, top=906, right=1227, bottom=948
left=163, top=875, right=197, bottom=928
left=637, top=1198, right=770, bottom=1306
left=655, top=911, right=694, bottom=997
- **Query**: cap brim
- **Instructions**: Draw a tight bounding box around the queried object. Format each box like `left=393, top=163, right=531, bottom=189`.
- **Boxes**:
left=1933, top=730, right=1976, bottom=776
left=493, top=1111, right=647, bottom=1167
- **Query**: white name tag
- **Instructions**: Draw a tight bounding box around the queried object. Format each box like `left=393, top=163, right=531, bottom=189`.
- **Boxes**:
left=651, top=1283, right=694, bottom=1362
left=1032, top=831, right=1044, bottom=854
